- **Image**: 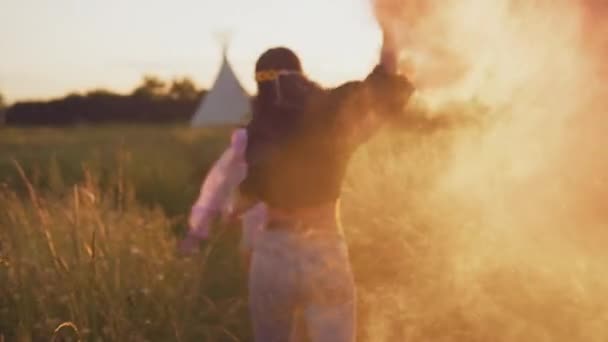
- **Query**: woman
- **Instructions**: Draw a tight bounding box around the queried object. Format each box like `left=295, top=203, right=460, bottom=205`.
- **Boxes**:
left=181, top=27, right=413, bottom=342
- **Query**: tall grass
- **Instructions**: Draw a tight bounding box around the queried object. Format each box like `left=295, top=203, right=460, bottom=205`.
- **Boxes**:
left=1, top=124, right=608, bottom=341
left=0, top=167, right=248, bottom=341
left=1, top=125, right=249, bottom=341
left=0, top=125, right=230, bottom=217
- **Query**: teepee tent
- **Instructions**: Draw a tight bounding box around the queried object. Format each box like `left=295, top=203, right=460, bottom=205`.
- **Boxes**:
left=191, top=48, right=251, bottom=127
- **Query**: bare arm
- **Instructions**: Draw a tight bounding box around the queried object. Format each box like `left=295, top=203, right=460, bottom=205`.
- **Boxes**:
left=178, top=129, right=249, bottom=255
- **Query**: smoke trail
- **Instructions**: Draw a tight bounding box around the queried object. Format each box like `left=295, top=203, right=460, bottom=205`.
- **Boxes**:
left=373, top=0, right=608, bottom=255
left=356, top=1, right=608, bottom=339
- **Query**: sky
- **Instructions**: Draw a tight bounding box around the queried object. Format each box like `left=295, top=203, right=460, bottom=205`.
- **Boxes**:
left=0, top=0, right=383, bottom=103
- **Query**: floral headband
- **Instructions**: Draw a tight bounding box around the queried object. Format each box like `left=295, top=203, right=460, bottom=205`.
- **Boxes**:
left=255, top=69, right=301, bottom=82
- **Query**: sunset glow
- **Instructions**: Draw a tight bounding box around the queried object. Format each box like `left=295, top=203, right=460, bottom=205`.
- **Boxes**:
left=0, top=0, right=381, bottom=102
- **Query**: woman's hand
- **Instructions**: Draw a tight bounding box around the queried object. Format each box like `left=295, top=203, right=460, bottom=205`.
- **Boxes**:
left=177, top=232, right=204, bottom=256
left=178, top=208, right=213, bottom=256
left=380, top=26, right=398, bottom=74
left=373, top=0, right=401, bottom=73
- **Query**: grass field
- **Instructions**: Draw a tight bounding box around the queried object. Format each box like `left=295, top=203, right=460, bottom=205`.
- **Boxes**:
left=1, top=124, right=608, bottom=341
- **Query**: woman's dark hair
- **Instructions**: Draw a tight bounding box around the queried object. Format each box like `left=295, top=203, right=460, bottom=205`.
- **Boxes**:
left=249, top=47, right=322, bottom=142
left=253, top=47, right=320, bottom=109
left=255, top=47, right=302, bottom=73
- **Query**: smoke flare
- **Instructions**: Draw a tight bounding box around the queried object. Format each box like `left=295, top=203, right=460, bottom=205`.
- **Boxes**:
left=356, top=0, right=608, bottom=339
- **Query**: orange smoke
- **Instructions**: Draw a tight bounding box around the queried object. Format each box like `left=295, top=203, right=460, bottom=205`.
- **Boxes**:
left=345, top=2, right=608, bottom=339
left=372, top=0, right=608, bottom=279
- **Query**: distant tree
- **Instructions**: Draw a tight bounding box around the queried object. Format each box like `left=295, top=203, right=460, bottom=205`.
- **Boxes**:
left=0, top=92, right=5, bottom=124
left=168, top=77, right=199, bottom=101
left=132, top=75, right=167, bottom=99
left=86, top=88, right=118, bottom=97
left=5, top=79, right=203, bottom=125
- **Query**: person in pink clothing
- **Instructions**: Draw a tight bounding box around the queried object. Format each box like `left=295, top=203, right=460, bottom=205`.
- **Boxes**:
left=180, top=25, right=413, bottom=342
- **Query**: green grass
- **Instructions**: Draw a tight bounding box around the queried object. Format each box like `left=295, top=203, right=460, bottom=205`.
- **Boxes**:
left=1, top=124, right=608, bottom=341
left=0, top=125, right=231, bottom=217
left=1, top=124, right=249, bottom=341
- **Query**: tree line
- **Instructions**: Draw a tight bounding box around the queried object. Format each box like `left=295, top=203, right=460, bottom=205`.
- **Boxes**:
left=2, top=76, right=207, bottom=126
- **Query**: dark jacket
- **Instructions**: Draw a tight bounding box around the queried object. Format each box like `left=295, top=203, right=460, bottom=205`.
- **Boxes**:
left=241, top=65, right=415, bottom=210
